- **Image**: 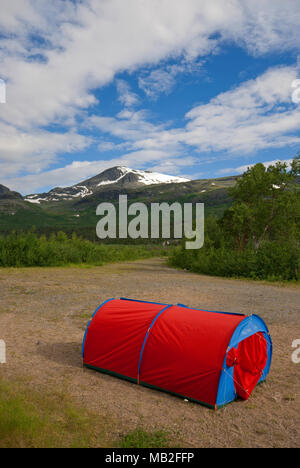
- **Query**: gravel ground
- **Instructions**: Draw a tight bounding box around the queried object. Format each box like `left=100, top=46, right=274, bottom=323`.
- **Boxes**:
left=0, top=258, right=299, bottom=447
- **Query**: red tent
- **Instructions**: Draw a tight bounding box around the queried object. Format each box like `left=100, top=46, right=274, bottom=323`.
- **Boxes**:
left=82, top=298, right=272, bottom=409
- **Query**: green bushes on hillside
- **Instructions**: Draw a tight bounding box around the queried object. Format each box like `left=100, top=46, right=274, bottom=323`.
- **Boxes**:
left=169, top=239, right=299, bottom=281
left=169, top=157, right=300, bottom=281
left=0, top=232, right=160, bottom=267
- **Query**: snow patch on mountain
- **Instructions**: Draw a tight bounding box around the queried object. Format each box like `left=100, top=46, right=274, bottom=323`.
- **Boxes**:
left=97, top=167, right=190, bottom=187
left=24, top=166, right=190, bottom=203
left=97, top=167, right=131, bottom=186
left=25, top=185, right=93, bottom=203
left=25, top=198, right=42, bottom=204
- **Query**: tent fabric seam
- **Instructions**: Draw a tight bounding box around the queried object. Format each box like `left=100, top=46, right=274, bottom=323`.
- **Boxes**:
left=137, top=304, right=173, bottom=383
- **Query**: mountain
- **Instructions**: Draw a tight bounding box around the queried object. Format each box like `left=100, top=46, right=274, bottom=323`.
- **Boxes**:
left=1, top=164, right=298, bottom=239
left=0, top=184, right=23, bottom=201
left=24, top=166, right=191, bottom=204
left=0, top=184, right=27, bottom=216
left=0, top=168, right=238, bottom=238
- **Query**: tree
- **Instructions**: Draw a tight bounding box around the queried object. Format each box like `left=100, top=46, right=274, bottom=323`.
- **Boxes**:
left=221, top=156, right=300, bottom=251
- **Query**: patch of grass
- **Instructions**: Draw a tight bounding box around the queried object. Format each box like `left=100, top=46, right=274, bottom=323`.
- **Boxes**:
left=79, top=313, right=93, bottom=320
left=0, top=379, right=112, bottom=448
left=117, top=428, right=171, bottom=448
left=0, top=378, right=177, bottom=448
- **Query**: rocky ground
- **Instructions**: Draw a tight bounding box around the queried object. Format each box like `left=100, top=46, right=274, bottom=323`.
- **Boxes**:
left=0, top=258, right=299, bottom=447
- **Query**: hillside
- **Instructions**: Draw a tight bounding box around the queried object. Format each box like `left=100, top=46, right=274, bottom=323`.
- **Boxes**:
left=0, top=168, right=238, bottom=238
left=24, top=166, right=191, bottom=204
left=0, top=184, right=28, bottom=215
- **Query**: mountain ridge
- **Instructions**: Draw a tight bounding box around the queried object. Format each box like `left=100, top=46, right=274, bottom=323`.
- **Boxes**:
left=0, top=184, right=23, bottom=201
left=0, top=168, right=239, bottom=237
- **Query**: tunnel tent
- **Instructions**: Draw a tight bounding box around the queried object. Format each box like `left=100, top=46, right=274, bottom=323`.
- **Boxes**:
left=82, top=298, right=272, bottom=409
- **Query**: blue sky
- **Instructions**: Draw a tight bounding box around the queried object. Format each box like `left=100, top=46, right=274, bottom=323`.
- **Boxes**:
left=0, top=0, right=300, bottom=194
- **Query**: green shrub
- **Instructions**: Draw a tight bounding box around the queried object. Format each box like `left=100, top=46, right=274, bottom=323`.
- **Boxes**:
left=169, top=240, right=300, bottom=281
left=0, top=232, right=163, bottom=267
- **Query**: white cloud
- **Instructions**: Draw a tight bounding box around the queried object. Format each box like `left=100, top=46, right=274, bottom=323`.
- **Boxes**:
left=116, top=80, right=140, bottom=108
left=97, top=139, right=127, bottom=152
left=138, top=59, right=204, bottom=99
left=2, top=0, right=300, bottom=131
left=139, top=69, right=177, bottom=99
left=223, top=0, right=300, bottom=55
left=182, top=66, right=300, bottom=153
left=218, top=158, right=294, bottom=175
left=90, top=65, right=300, bottom=156
left=1, top=0, right=300, bottom=191
left=87, top=110, right=166, bottom=142
left=149, top=157, right=198, bottom=177
left=0, top=121, right=91, bottom=178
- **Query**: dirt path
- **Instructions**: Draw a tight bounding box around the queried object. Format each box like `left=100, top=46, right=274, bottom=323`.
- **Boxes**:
left=0, top=258, right=299, bottom=447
